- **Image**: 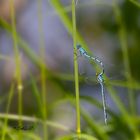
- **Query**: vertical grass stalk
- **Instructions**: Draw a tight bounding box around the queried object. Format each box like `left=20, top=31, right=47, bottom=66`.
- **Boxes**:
left=10, top=0, right=23, bottom=139
left=37, top=0, right=48, bottom=139
left=2, top=84, right=15, bottom=140
left=72, top=0, right=81, bottom=135
left=113, top=0, right=135, bottom=115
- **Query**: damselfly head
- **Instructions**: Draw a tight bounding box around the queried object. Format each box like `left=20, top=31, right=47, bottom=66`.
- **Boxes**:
left=76, top=44, right=81, bottom=50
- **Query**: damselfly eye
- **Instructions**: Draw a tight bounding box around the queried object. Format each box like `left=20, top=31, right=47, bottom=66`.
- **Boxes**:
left=76, top=44, right=81, bottom=49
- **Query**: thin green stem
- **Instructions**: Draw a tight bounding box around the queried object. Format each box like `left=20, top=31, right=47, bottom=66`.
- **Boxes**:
left=1, top=84, right=15, bottom=140
left=50, top=0, right=88, bottom=50
left=113, top=0, right=135, bottom=115
left=10, top=0, right=23, bottom=139
left=37, top=0, right=48, bottom=139
left=72, top=0, right=81, bottom=135
left=38, top=0, right=47, bottom=119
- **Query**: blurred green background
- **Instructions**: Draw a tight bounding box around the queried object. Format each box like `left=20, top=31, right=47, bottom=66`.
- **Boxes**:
left=0, top=0, right=140, bottom=139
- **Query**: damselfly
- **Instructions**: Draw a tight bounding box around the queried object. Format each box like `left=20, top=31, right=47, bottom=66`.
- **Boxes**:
left=77, top=44, right=107, bottom=124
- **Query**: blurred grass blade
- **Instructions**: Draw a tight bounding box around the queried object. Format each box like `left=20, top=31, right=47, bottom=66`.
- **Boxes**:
left=113, top=0, right=135, bottom=114
left=56, top=133, right=98, bottom=140
left=129, top=0, right=140, bottom=8
left=81, top=108, right=109, bottom=140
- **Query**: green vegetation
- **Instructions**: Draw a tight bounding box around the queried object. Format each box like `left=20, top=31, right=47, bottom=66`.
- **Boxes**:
left=0, top=0, right=140, bottom=139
